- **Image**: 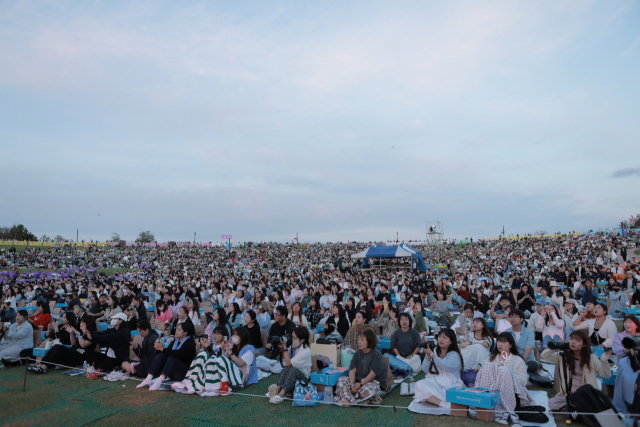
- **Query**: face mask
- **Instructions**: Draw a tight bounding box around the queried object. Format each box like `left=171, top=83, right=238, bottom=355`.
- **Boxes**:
left=231, top=336, right=240, bottom=345
left=292, top=338, right=301, bottom=348
left=110, top=319, right=119, bottom=327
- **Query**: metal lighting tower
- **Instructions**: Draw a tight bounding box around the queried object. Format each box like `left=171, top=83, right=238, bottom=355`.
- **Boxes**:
left=425, top=221, right=444, bottom=263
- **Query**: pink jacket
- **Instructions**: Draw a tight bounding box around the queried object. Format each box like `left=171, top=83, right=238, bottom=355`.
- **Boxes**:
left=156, top=308, right=173, bottom=323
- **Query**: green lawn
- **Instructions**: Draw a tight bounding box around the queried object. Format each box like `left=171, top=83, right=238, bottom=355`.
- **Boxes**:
left=0, top=366, right=579, bottom=427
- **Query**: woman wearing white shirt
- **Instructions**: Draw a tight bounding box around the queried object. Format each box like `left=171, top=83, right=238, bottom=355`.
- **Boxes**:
left=288, top=302, right=308, bottom=327
left=572, top=302, right=617, bottom=348
left=187, top=298, right=201, bottom=326
left=460, top=318, right=493, bottom=370
left=269, top=326, right=312, bottom=404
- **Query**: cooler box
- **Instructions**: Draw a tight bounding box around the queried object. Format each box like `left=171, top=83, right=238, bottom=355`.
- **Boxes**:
left=148, top=306, right=155, bottom=312
left=56, top=303, right=66, bottom=308
left=315, top=324, right=324, bottom=332
left=131, top=330, right=140, bottom=337
left=310, top=367, right=349, bottom=387
left=485, top=319, right=495, bottom=328
left=33, top=348, right=50, bottom=357
left=377, top=337, right=391, bottom=350
left=99, top=322, right=109, bottom=331
left=623, top=307, right=640, bottom=315
left=446, top=387, right=500, bottom=409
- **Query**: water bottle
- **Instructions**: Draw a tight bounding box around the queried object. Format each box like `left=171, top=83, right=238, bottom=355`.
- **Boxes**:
left=329, top=361, right=334, bottom=371
left=324, top=386, right=333, bottom=403
left=83, top=361, right=88, bottom=371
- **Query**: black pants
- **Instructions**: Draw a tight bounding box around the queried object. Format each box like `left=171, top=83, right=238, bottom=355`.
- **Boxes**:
left=84, top=352, right=123, bottom=371
left=18, top=348, right=35, bottom=365
left=42, top=345, right=85, bottom=368
left=147, top=353, right=189, bottom=381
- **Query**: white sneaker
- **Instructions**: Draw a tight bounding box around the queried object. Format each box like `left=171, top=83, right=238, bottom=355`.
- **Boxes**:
left=409, top=382, right=415, bottom=395
left=496, top=413, right=510, bottom=425
left=171, top=381, right=186, bottom=390
left=269, top=395, right=284, bottom=404
left=510, top=418, right=522, bottom=427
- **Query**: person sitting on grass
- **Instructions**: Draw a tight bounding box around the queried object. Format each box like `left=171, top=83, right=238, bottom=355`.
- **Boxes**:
left=27, top=301, right=52, bottom=330
left=344, top=311, right=374, bottom=350
left=17, top=314, right=97, bottom=373
left=0, top=310, right=33, bottom=364
left=268, top=326, right=312, bottom=404
left=20, top=312, right=76, bottom=368
left=83, top=312, right=131, bottom=371
left=413, top=328, right=463, bottom=413
left=542, top=329, right=611, bottom=411
left=137, top=322, right=196, bottom=390
left=474, top=333, right=536, bottom=427
left=122, top=320, right=159, bottom=378
left=175, top=326, right=256, bottom=394
left=333, top=329, right=387, bottom=407
left=390, top=313, right=422, bottom=374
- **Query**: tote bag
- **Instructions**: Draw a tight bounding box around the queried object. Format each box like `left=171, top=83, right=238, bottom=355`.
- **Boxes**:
left=292, top=380, right=320, bottom=407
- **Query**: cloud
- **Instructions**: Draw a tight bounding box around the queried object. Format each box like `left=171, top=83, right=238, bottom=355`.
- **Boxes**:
left=612, top=167, right=640, bottom=178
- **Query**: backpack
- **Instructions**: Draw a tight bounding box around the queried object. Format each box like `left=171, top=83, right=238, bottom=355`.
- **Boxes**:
left=566, top=384, right=619, bottom=427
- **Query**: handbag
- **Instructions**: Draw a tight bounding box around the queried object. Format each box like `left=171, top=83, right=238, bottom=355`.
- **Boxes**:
left=292, top=380, right=319, bottom=407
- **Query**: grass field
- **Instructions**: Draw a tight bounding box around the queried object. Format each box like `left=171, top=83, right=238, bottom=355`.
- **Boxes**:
left=0, top=366, right=582, bottom=427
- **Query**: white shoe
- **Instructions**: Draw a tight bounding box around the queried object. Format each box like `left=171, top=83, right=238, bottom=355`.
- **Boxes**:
left=496, top=413, right=510, bottom=425
left=171, top=381, right=186, bottom=390
left=510, top=418, right=522, bottom=427
left=269, top=395, right=284, bottom=404
left=409, top=382, right=415, bottom=395
left=400, top=382, right=409, bottom=396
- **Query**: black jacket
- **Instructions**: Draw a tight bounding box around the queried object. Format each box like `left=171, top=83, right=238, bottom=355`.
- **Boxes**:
left=89, top=327, right=131, bottom=362
left=161, top=336, right=197, bottom=367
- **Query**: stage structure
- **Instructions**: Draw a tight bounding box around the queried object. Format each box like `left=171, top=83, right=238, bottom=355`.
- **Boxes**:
left=425, top=221, right=444, bottom=263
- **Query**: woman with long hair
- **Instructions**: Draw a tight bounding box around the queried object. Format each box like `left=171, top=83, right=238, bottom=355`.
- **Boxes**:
left=413, top=328, right=464, bottom=413
left=328, top=303, right=350, bottom=338
left=287, top=302, right=307, bottom=327
left=228, top=303, right=242, bottom=329
left=460, top=318, right=493, bottom=370
left=542, top=330, right=611, bottom=410
left=204, top=308, right=232, bottom=341
left=305, top=296, right=322, bottom=329
left=474, top=333, right=536, bottom=426
left=187, top=298, right=201, bottom=326
left=537, top=304, right=565, bottom=349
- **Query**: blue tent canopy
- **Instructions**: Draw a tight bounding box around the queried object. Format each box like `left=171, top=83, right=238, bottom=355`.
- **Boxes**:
left=351, top=244, right=427, bottom=272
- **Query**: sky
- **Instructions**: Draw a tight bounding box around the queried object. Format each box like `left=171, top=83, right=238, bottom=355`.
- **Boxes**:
left=1, top=1, right=639, bottom=243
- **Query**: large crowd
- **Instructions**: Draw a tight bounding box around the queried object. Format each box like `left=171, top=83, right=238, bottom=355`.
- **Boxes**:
left=1, top=230, right=640, bottom=426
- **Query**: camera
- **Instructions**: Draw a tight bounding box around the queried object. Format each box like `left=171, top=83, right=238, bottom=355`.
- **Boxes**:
left=622, top=336, right=640, bottom=350
left=272, top=335, right=292, bottom=347
left=419, top=339, right=437, bottom=351
left=548, top=340, right=570, bottom=351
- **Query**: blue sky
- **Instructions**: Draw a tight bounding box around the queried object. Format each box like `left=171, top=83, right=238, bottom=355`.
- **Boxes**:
left=1, top=1, right=639, bottom=243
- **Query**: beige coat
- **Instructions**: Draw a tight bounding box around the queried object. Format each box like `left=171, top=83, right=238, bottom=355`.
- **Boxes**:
left=541, top=349, right=611, bottom=396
